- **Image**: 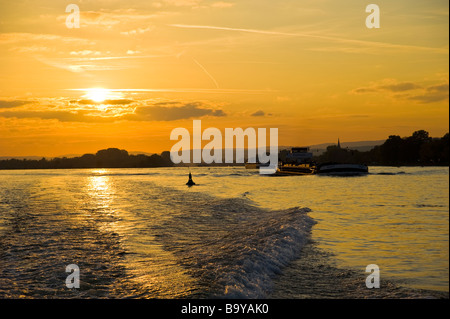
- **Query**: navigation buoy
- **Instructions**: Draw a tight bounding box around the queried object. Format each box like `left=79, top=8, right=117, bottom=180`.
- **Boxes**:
left=186, top=171, right=196, bottom=186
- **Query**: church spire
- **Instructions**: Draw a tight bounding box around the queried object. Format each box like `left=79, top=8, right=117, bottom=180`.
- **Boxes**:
left=337, top=138, right=341, bottom=148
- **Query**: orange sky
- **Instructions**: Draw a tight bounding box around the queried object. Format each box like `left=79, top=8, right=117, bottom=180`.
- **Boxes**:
left=0, top=0, right=448, bottom=156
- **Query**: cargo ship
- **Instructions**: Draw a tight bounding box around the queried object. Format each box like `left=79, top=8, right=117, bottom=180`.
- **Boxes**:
left=275, top=147, right=316, bottom=175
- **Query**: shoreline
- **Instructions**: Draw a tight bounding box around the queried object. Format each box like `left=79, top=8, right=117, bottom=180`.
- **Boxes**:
left=0, top=164, right=449, bottom=171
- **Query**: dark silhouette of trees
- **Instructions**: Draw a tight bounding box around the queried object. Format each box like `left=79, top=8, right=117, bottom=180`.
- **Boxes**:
left=1, top=131, right=448, bottom=170
left=315, top=145, right=360, bottom=164
left=0, top=148, right=174, bottom=169
left=379, top=135, right=403, bottom=165
left=95, top=148, right=129, bottom=168
left=314, top=130, right=449, bottom=166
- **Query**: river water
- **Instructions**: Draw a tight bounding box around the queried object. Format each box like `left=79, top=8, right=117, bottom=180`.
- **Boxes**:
left=0, top=166, right=448, bottom=298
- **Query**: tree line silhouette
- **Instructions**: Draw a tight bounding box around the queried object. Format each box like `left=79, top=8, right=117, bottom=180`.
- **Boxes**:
left=0, top=148, right=173, bottom=169
left=0, top=130, right=448, bottom=169
left=314, top=130, right=449, bottom=166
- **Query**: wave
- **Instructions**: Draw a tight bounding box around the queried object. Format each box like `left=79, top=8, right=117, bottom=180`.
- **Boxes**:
left=218, top=206, right=314, bottom=298
left=208, top=172, right=255, bottom=178
left=90, top=172, right=160, bottom=177
left=414, top=204, right=445, bottom=208
left=153, top=192, right=315, bottom=298
left=372, top=171, right=408, bottom=175
left=228, top=173, right=253, bottom=176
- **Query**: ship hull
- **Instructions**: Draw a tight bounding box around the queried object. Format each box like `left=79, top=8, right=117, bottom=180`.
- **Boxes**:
left=316, top=163, right=368, bottom=176
left=275, top=164, right=316, bottom=176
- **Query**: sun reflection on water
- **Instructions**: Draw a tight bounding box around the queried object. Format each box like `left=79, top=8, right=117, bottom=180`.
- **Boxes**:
left=85, top=170, right=119, bottom=230
left=83, top=169, right=197, bottom=297
left=88, top=172, right=111, bottom=196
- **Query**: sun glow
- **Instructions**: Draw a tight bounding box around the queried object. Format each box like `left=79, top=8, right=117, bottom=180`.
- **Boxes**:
left=83, top=88, right=111, bottom=103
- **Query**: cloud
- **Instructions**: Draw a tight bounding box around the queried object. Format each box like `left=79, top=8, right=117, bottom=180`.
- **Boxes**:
left=147, top=0, right=234, bottom=9
left=121, top=27, right=153, bottom=36
left=0, top=100, right=226, bottom=122
left=427, top=83, right=449, bottom=93
left=251, top=110, right=265, bottom=117
left=70, top=88, right=273, bottom=94
left=407, top=92, right=449, bottom=104
left=0, top=33, right=94, bottom=45
left=352, top=80, right=449, bottom=104
left=70, top=50, right=103, bottom=56
left=378, top=82, right=422, bottom=92
left=126, top=50, right=141, bottom=55
left=160, top=0, right=201, bottom=6
left=58, top=8, right=177, bottom=28
left=0, top=110, right=110, bottom=123
left=129, top=102, right=226, bottom=121
left=35, top=56, right=140, bottom=73
left=0, top=100, right=32, bottom=109
left=353, top=81, right=422, bottom=94
left=352, top=87, right=377, bottom=94
left=9, top=45, right=53, bottom=53
left=36, top=53, right=177, bottom=73
left=72, top=99, right=135, bottom=105
left=211, top=2, right=235, bottom=8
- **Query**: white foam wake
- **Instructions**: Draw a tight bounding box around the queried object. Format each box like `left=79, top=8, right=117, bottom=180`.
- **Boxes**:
left=155, top=192, right=316, bottom=298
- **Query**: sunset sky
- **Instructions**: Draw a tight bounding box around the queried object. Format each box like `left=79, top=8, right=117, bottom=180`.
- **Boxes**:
left=0, top=0, right=448, bottom=157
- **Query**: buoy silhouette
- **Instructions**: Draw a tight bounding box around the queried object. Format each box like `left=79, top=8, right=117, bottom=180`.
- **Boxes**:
left=186, top=171, right=196, bottom=186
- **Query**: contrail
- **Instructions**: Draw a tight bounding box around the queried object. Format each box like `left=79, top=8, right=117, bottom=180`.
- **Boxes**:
left=168, top=24, right=448, bottom=54
left=169, top=24, right=298, bottom=37
left=192, top=58, right=220, bottom=89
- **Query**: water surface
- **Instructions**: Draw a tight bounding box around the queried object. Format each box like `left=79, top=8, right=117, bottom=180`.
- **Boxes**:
left=0, top=167, right=448, bottom=298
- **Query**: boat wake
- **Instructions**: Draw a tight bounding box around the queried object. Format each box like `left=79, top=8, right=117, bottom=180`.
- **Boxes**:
left=372, top=171, right=408, bottom=175
left=152, top=190, right=315, bottom=298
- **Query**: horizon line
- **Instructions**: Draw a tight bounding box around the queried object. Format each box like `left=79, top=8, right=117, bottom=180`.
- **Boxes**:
left=0, top=139, right=391, bottom=158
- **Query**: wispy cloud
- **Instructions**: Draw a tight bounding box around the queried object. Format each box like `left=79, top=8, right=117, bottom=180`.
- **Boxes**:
left=69, top=88, right=275, bottom=94
left=120, top=27, right=154, bottom=36
left=0, top=33, right=94, bottom=45
left=72, top=99, right=135, bottom=106
left=0, top=98, right=227, bottom=122
left=128, top=101, right=226, bottom=121
left=56, top=10, right=170, bottom=28
left=0, top=100, right=32, bottom=109
left=0, top=110, right=112, bottom=123
left=251, top=110, right=273, bottom=117
left=65, top=54, right=175, bottom=61
left=352, top=79, right=449, bottom=104
left=34, top=53, right=176, bottom=73
left=352, top=81, right=423, bottom=94
left=158, top=0, right=234, bottom=8
left=211, top=2, right=234, bottom=8
left=34, top=56, right=127, bottom=73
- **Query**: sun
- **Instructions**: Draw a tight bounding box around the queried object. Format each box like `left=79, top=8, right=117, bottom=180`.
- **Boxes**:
left=84, top=88, right=110, bottom=103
